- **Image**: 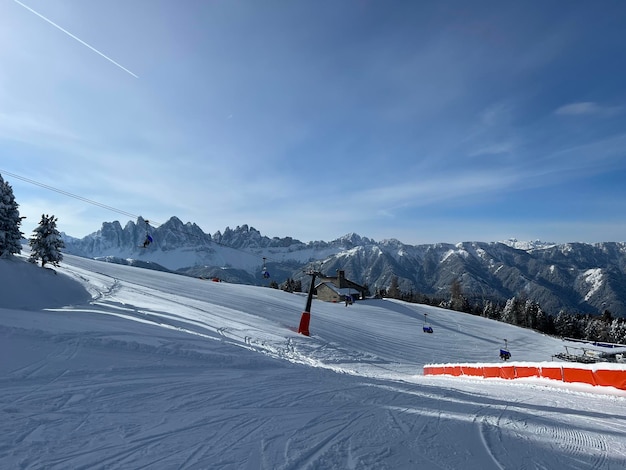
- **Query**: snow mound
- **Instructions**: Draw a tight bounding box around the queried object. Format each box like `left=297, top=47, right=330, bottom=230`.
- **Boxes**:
left=0, top=255, right=91, bottom=310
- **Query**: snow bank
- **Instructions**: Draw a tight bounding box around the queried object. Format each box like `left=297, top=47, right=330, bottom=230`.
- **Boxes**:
left=3, top=253, right=626, bottom=468
left=0, top=255, right=90, bottom=309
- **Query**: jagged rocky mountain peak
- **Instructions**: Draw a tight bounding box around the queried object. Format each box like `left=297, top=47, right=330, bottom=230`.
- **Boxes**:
left=61, top=218, right=626, bottom=318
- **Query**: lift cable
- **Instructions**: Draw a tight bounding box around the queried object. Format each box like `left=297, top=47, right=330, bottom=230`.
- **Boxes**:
left=1, top=169, right=140, bottom=221
left=1, top=169, right=279, bottom=267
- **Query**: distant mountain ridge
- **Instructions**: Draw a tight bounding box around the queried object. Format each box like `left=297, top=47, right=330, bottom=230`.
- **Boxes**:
left=62, top=216, right=626, bottom=318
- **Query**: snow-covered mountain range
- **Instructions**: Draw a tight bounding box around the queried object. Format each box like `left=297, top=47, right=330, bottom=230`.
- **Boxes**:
left=62, top=217, right=626, bottom=317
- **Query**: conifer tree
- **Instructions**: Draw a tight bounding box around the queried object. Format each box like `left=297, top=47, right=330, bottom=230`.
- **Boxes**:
left=450, top=278, right=469, bottom=312
left=501, top=297, right=525, bottom=325
left=609, top=318, right=626, bottom=344
left=553, top=310, right=578, bottom=338
left=387, top=276, right=401, bottom=299
left=482, top=300, right=500, bottom=320
left=282, top=278, right=296, bottom=293
left=0, top=173, right=23, bottom=257
left=29, top=214, right=64, bottom=267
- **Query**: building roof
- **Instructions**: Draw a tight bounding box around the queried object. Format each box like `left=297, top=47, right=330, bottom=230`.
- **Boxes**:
left=318, top=272, right=366, bottom=292
left=315, top=282, right=355, bottom=297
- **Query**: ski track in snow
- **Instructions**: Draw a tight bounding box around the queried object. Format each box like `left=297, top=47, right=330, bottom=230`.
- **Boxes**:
left=2, top=253, right=626, bottom=469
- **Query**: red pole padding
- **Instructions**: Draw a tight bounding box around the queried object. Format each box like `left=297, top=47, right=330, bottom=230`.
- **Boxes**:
left=298, top=312, right=311, bottom=336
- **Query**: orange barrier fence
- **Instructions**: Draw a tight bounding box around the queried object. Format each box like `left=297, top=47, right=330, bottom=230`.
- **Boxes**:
left=423, top=363, right=626, bottom=391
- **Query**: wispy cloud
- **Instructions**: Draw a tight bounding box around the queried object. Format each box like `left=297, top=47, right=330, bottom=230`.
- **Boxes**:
left=468, top=142, right=513, bottom=157
left=541, top=132, right=626, bottom=172
left=13, top=0, right=138, bottom=79
left=0, top=112, right=79, bottom=143
left=479, top=102, right=515, bottom=127
left=350, top=169, right=519, bottom=212
left=554, top=101, right=622, bottom=117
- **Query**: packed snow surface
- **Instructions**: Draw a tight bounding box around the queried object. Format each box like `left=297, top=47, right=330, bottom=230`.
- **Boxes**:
left=2, top=252, right=626, bottom=469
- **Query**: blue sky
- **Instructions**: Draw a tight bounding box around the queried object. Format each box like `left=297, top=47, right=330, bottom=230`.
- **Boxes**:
left=2, top=0, right=626, bottom=245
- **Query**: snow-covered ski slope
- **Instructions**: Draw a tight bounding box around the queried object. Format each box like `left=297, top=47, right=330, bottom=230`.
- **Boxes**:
left=2, top=253, right=626, bottom=469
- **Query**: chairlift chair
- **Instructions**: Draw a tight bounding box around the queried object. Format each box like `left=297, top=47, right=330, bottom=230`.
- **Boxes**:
left=500, top=339, right=511, bottom=361
left=141, top=219, right=153, bottom=248
left=261, top=257, right=270, bottom=279
left=422, top=313, right=434, bottom=333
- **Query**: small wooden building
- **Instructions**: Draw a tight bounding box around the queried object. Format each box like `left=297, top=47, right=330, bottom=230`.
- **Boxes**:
left=315, top=270, right=367, bottom=302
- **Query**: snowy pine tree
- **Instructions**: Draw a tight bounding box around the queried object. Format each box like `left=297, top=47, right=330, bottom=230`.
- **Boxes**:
left=583, top=317, right=610, bottom=342
left=501, top=297, right=525, bottom=325
left=29, top=214, right=64, bottom=267
left=482, top=300, right=500, bottom=320
left=0, top=173, right=23, bottom=257
left=524, top=299, right=542, bottom=329
left=387, top=276, right=401, bottom=299
left=449, top=278, right=469, bottom=312
left=553, top=310, right=579, bottom=338
left=609, top=318, right=626, bottom=344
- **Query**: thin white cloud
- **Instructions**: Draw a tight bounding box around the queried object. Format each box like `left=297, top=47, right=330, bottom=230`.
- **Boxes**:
left=469, top=142, right=513, bottom=157
left=461, top=100, right=519, bottom=149
left=554, top=101, right=622, bottom=117
left=479, top=102, right=515, bottom=127
left=542, top=132, right=626, bottom=170
left=351, top=170, right=519, bottom=211
left=0, top=112, right=79, bottom=143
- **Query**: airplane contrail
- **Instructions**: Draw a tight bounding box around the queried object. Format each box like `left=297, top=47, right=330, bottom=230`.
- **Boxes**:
left=14, top=0, right=139, bottom=78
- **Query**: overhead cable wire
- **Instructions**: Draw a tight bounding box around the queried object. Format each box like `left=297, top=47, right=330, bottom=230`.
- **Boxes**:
left=1, top=169, right=142, bottom=221
left=1, top=169, right=279, bottom=266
